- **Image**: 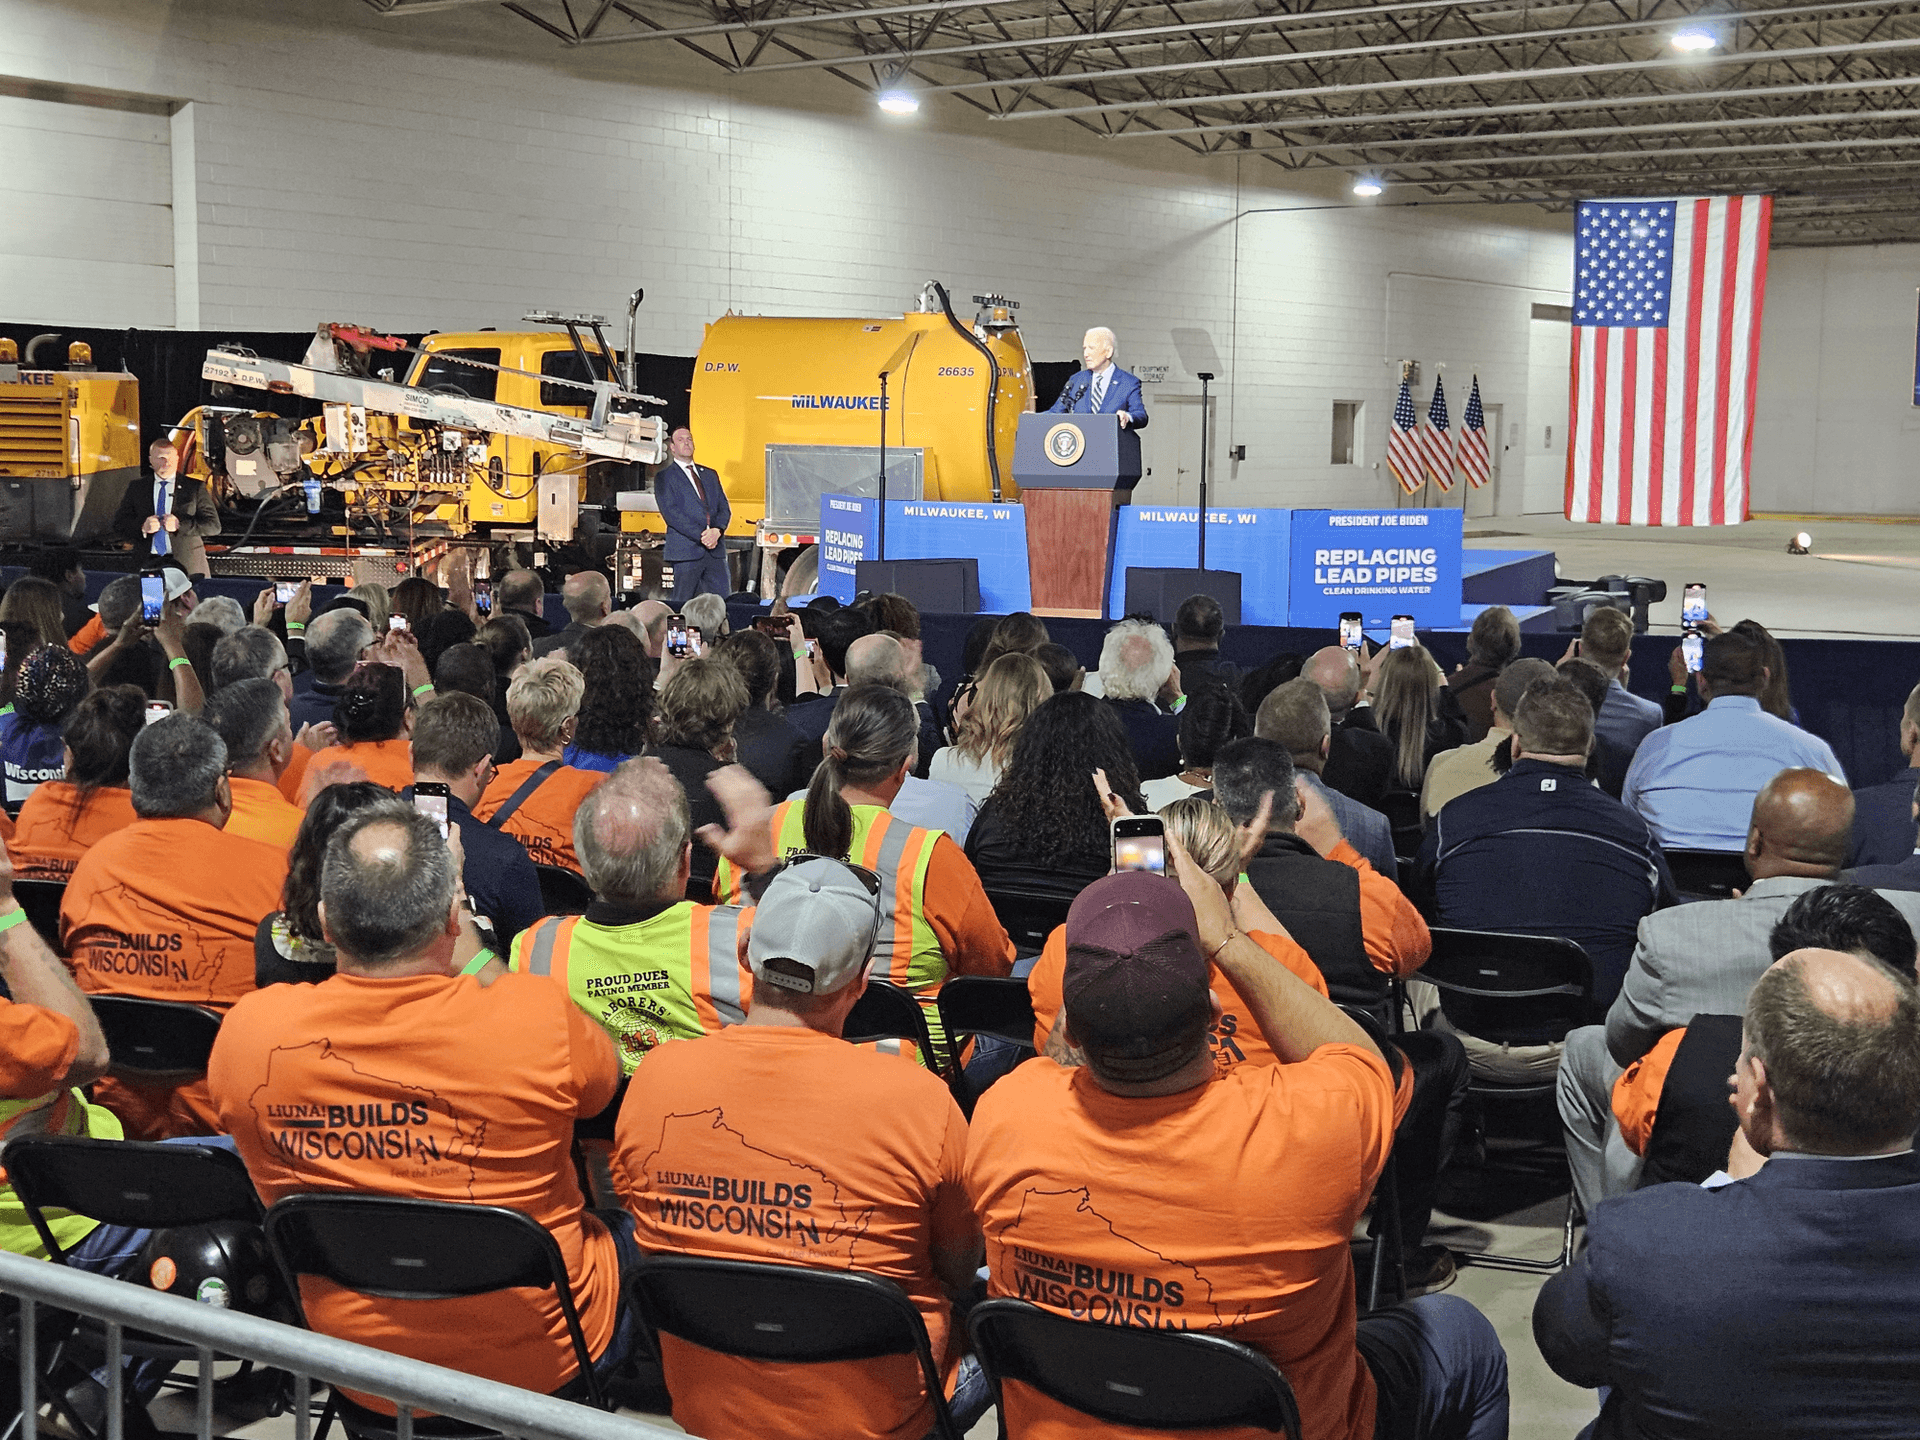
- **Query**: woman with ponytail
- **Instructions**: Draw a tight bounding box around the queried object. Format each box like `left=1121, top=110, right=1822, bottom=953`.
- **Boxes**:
left=305, top=662, right=415, bottom=790
left=713, top=683, right=1015, bottom=1043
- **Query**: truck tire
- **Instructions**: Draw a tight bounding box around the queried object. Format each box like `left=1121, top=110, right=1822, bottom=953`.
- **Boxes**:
left=780, top=545, right=819, bottom=600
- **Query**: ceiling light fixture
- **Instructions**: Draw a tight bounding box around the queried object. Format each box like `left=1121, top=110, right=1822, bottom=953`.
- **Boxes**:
left=1352, top=176, right=1384, bottom=197
left=877, top=89, right=920, bottom=115
left=1670, top=28, right=1718, bottom=52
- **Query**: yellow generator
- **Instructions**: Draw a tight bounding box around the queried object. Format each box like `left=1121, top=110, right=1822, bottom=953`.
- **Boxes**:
left=0, top=339, right=141, bottom=542
left=620, top=283, right=1031, bottom=597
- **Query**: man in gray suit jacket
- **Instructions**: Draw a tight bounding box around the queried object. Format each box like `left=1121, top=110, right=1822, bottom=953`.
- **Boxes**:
left=1558, top=766, right=1920, bottom=1212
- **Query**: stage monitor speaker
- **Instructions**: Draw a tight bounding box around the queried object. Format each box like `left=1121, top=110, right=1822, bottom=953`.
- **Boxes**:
left=1123, top=568, right=1242, bottom=627
left=856, top=558, right=981, bottom=615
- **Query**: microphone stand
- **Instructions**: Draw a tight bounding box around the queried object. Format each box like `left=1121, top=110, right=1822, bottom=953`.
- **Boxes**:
left=1195, top=371, right=1214, bottom=570
left=878, top=368, right=889, bottom=562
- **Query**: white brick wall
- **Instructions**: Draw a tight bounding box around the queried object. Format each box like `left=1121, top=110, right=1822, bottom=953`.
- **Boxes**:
left=3, top=0, right=1582, bottom=514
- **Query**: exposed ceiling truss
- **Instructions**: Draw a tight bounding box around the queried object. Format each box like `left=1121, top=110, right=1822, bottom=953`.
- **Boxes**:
left=364, top=0, right=1920, bottom=246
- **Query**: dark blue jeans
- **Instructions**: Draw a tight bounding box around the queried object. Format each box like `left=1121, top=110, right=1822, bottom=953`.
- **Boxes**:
left=1356, top=1294, right=1509, bottom=1440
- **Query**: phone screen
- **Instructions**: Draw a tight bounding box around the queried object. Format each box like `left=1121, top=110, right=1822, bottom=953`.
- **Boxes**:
left=139, top=572, right=165, bottom=625
left=275, top=581, right=297, bottom=605
left=1681, top=583, right=1707, bottom=626
left=413, top=782, right=451, bottom=838
left=1339, top=613, right=1364, bottom=650
left=1112, top=817, right=1167, bottom=874
left=1389, top=615, right=1415, bottom=649
left=390, top=615, right=408, bottom=632
left=754, top=616, right=791, bottom=638
left=1682, top=631, right=1704, bottom=673
left=474, top=581, right=491, bottom=615
left=666, top=624, right=691, bottom=658
left=144, top=700, right=172, bottom=726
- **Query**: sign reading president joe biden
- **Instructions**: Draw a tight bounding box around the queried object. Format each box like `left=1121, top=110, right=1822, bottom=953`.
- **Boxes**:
left=1288, top=508, right=1463, bottom=629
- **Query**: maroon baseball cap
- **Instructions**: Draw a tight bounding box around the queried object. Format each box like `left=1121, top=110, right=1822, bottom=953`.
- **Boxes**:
left=1062, top=872, right=1213, bottom=1083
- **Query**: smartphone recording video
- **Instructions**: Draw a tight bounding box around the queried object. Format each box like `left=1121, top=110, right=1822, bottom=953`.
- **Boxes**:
left=1681, top=583, right=1707, bottom=627
left=413, top=782, right=451, bottom=838
left=275, top=581, right=298, bottom=605
left=140, top=571, right=165, bottom=625
left=474, top=580, right=492, bottom=615
left=1112, top=816, right=1167, bottom=875
left=1389, top=615, right=1416, bottom=649
left=666, top=623, right=692, bottom=658
left=1339, top=612, right=1364, bottom=650
left=1682, top=630, right=1705, bottom=674
left=390, top=615, right=408, bottom=632
left=144, top=700, right=172, bottom=727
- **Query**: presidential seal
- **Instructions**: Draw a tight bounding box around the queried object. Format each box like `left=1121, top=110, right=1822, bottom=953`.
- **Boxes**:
left=1044, top=421, right=1086, bottom=467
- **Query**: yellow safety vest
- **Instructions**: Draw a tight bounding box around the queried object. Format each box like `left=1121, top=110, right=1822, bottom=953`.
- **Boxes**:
left=510, top=902, right=751, bottom=1074
left=0, top=1088, right=124, bottom=1259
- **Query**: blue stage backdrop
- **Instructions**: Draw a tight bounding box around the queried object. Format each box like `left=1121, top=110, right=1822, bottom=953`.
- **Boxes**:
left=817, top=494, right=1033, bottom=610
left=1288, top=508, right=1464, bottom=629
left=1106, top=507, right=1293, bottom=624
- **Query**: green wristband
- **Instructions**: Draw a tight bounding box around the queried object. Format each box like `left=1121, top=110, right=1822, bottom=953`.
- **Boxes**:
left=169, top=656, right=191, bottom=672
left=412, top=682, right=434, bottom=699
left=1670, top=683, right=1687, bottom=694
left=286, top=621, right=305, bottom=633
left=0, top=907, right=29, bottom=936
left=460, top=948, right=495, bottom=976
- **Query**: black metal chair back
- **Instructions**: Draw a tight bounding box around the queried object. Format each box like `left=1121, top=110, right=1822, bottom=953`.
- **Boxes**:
left=263, top=1194, right=604, bottom=1410
left=982, top=881, right=1077, bottom=955
left=967, top=1298, right=1301, bottom=1439
left=2, top=1136, right=261, bottom=1263
left=842, top=977, right=947, bottom=1073
left=935, top=976, right=1036, bottom=1048
left=533, top=863, right=593, bottom=916
left=629, top=1254, right=962, bottom=1440
left=1664, top=849, right=1748, bottom=901
left=1422, top=928, right=1595, bottom=1056
left=12, top=879, right=66, bottom=951
left=87, top=995, right=224, bottom=1076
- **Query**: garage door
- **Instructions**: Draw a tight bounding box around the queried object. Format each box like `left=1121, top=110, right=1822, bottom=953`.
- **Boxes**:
left=0, top=94, right=173, bottom=329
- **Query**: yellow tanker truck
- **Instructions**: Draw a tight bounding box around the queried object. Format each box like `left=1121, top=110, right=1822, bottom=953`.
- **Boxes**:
left=618, top=282, right=1032, bottom=597
left=0, top=338, right=141, bottom=543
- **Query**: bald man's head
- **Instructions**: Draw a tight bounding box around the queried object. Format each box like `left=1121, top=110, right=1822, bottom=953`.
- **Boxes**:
left=575, top=757, right=690, bottom=904
left=1740, top=947, right=1920, bottom=1155
left=560, top=570, right=612, bottom=624
left=1746, top=767, right=1854, bottom=880
left=1303, top=646, right=1362, bottom=716
left=845, top=632, right=909, bottom=691
left=631, top=599, right=672, bottom=657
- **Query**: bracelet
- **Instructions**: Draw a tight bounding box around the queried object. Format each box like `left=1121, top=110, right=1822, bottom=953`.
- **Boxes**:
left=0, top=906, right=27, bottom=936
left=1670, top=683, right=1687, bottom=694
left=460, top=948, right=496, bottom=976
left=1206, top=930, right=1239, bottom=963
left=412, top=682, right=435, bottom=699
left=286, top=622, right=305, bottom=633
left=168, top=656, right=191, bottom=672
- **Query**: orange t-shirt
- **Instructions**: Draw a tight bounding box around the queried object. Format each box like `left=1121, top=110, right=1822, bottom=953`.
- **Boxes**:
left=224, top=777, right=304, bottom=851
left=613, top=1025, right=974, bottom=1440
left=1612, top=1026, right=1686, bottom=1158
left=278, top=743, right=312, bottom=805
left=67, top=613, right=106, bottom=656
left=61, top=817, right=289, bottom=1138
left=965, top=1048, right=1402, bottom=1440
left=1027, top=924, right=1327, bottom=1075
left=472, top=757, right=606, bottom=874
left=0, top=810, right=13, bottom=844
left=304, top=738, right=414, bottom=792
left=10, top=783, right=137, bottom=882
left=208, top=970, right=621, bottom=1401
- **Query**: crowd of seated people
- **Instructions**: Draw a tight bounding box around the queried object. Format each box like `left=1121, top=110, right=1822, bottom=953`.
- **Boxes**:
left=6, top=546, right=1920, bottom=1440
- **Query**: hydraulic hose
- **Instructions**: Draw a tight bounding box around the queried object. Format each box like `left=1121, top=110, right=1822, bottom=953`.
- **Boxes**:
left=931, top=282, right=1002, bottom=502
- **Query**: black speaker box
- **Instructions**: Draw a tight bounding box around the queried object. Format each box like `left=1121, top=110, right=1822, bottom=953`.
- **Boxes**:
left=1122, top=568, right=1242, bottom=626
left=855, top=558, right=981, bottom=615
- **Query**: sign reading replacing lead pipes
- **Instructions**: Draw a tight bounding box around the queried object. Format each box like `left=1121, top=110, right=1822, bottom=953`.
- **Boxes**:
left=1287, top=508, right=1464, bottom=629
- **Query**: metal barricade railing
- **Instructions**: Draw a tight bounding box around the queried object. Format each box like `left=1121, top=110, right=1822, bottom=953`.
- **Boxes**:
left=0, top=1251, right=680, bottom=1440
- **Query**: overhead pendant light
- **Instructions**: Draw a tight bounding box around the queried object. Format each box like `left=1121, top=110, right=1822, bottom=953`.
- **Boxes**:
left=1352, top=176, right=1384, bottom=197
left=878, top=89, right=920, bottom=115
left=1670, top=28, right=1718, bottom=51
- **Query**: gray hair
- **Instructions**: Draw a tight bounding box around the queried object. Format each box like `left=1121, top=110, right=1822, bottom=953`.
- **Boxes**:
left=129, top=713, right=228, bottom=818
left=306, top=608, right=374, bottom=685
left=575, top=758, right=689, bottom=905
left=506, top=656, right=584, bottom=751
left=845, top=632, right=909, bottom=690
left=200, top=678, right=287, bottom=769
left=192, top=595, right=248, bottom=636
left=1098, top=619, right=1174, bottom=702
left=320, top=800, right=457, bottom=968
left=1084, top=326, right=1117, bottom=355
left=210, top=626, right=288, bottom=690
left=680, top=593, right=728, bottom=640
left=97, top=575, right=142, bottom=631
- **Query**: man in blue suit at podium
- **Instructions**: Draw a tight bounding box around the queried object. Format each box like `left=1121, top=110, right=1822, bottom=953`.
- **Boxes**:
left=1048, top=327, right=1149, bottom=430
left=656, top=426, right=733, bottom=603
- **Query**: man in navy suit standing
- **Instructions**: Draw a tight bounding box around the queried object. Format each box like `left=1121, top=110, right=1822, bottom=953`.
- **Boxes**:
left=655, top=426, right=732, bottom=603
left=1047, top=327, right=1149, bottom=431
left=1533, top=945, right=1920, bottom=1438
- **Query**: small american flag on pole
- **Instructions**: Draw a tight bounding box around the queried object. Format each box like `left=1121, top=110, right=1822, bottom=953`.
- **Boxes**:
left=1565, top=194, right=1772, bottom=526
left=1387, top=373, right=1424, bottom=495
left=1424, top=376, right=1456, bottom=493
left=1461, top=375, right=1492, bottom=489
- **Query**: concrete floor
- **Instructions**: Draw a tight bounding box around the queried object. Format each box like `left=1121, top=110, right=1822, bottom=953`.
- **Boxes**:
left=1468, top=514, right=1920, bottom=641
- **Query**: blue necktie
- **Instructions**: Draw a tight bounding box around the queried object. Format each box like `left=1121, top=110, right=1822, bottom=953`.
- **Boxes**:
left=154, top=477, right=173, bottom=557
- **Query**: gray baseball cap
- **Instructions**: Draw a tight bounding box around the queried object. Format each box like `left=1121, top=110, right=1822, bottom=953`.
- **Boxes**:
left=747, top=857, right=883, bottom=997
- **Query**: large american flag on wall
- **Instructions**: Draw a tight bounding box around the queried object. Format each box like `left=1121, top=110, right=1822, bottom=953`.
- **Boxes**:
left=1564, top=194, right=1772, bottom=527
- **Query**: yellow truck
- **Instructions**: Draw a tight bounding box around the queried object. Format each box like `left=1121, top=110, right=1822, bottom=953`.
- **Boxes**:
left=0, top=338, right=141, bottom=543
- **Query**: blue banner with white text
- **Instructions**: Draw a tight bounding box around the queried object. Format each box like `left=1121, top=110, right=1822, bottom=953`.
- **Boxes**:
left=1106, top=507, right=1293, bottom=625
left=819, top=494, right=1032, bottom=610
left=1287, top=508, right=1463, bottom=629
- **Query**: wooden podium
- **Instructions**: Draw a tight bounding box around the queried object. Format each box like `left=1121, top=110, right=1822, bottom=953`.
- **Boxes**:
left=1013, top=413, right=1142, bottom=617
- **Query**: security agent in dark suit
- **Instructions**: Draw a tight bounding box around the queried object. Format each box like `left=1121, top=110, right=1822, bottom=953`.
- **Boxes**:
left=117, top=438, right=221, bottom=578
left=654, top=427, right=732, bottom=603
left=1533, top=947, right=1920, bottom=1439
left=1047, top=327, right=1149, bottom=430
left=1848, top=681, right=1920, bottom=868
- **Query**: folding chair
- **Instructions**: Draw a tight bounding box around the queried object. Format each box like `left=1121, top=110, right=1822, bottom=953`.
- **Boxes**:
left=1336, top=1005, right=1409, bottom=1313
left=628, top=1254, right=963, bottom=1440
left=533, top=863, right=593, bottom=916
left=11, top=879, right=66, bottom=952
left=87, top=997, right=223, bottom=1077
left=982, top=880, right=1078, bottom=957
left=1423, top=927, right=1594, bottom=1273
left=936, top=976, right=1037, bottom=1115
left=264, top=1194, right=607, bottom=1439
left=967, top=1298, right=1301, bottom=1440
left=843, top=977, right=949, bottom=1075
left=1663, top=849, right=1748, bottom=902
left=0, top=1136, right=274, bottom=1440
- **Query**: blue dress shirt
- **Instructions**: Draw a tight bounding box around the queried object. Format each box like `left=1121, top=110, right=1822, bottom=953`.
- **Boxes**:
left=1622, top=696, right=1845, bottom=851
